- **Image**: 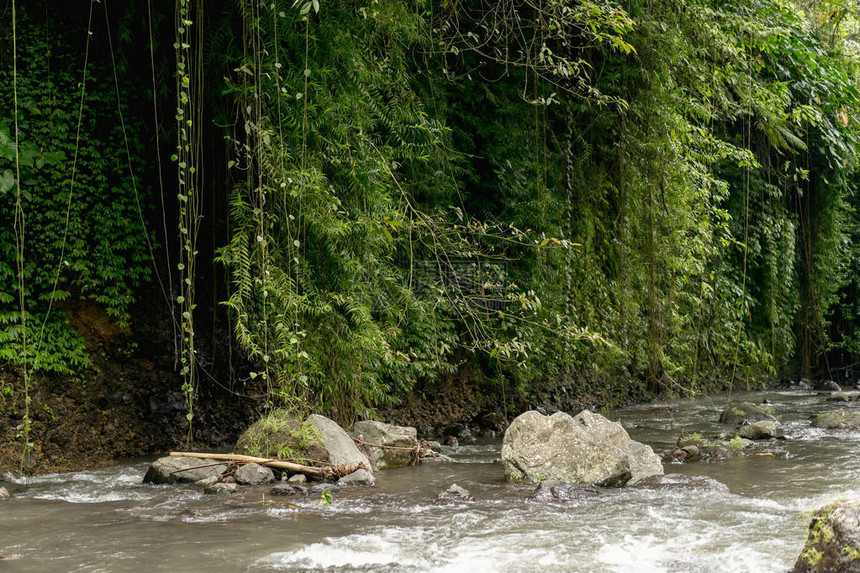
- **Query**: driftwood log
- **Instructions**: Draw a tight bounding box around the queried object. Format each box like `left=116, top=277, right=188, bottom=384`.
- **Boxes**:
left=169, top=451, right=365, bottom=480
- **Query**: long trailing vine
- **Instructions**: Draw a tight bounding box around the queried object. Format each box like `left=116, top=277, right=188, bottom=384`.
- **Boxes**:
left=174, top=0, right=202, bottom=444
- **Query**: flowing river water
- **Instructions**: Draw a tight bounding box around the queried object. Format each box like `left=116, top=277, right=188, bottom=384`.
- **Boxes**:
left=2, top=389, right=859, bottom=572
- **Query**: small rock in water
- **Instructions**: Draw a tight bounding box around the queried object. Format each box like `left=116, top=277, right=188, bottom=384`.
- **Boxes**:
left=337, top=469, right=375, bottom=487
left=812, top=411, right=860, bottom=430
left=826, top=392, right=852, bottom=402
left=531, top=480, right=600, bottom=503
left=0, top=487, right=12, bottom=499
left=435, top=483, right=474, bottom=503
left=287, top=473, right=307, bottom=484
left=235, top=463, right=275, bottom=485
left=194, top=476, right=219, bottom=488
left=634, top=474, right=730, bottom=493
left=824, top=380, right=843, bottom=392
left=444, top=436, right=459, bottom=447
left=270, top=483, right=302, bottom=496
left=308, top=483, right=340, bottom=496
left=680, top=445, right=702, bottom=462
left=204, top=482, right=237, bottom=495
left=719, top=403, right=776, bottom=426
left=738, top=420, right=777, bottom=440
left=458, top=427, right=476, bottom=444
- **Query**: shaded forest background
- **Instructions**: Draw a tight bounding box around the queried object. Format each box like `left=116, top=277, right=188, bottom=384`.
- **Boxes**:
left=2, top=0, right=860, bottom=469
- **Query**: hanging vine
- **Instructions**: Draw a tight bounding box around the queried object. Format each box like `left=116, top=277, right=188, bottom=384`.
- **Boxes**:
left=174, top=0, right=203, bottom=444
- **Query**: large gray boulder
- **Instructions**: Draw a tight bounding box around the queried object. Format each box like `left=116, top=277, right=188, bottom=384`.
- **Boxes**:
left=352, top=420, right=417, bottom=470
left=143, top=456, right=227, bottom=485
left=435, top=484, right=474, bottom=503
left=501, top=410, right=663, bottom=487
left=812, top=411, right=860, bottom=431
left=307, top=414, right=371, bottom=472
left=793, top=499, right=860, bottom=572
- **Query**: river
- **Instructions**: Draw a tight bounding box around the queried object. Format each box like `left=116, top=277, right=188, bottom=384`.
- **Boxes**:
left=2, top=389, right=858, bottom=572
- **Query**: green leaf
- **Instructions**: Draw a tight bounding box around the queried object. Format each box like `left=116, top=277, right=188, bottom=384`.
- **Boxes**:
left=0, top=170, right=14, bottom=194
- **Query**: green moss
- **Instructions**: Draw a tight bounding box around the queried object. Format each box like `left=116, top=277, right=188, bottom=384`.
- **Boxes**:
left=798, top=505, right=836, bottom=569
left=235, top=409, right=323, bottom=464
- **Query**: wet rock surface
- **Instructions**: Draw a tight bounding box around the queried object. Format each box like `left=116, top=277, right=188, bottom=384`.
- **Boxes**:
left=435, top=483, right=474, bottom=503
left=352, top=420, right=417, bottom=470
left=719, top=402, right=776, bottom=426
left=143, top=456, right=227, bottom=485
left=530, top=480, right=600, bottom=502
left=307, top=414, right=371, bottom=471
left=634, top=473, right=730, bottom=493
left=337, top=468, right=376, bottom=487
left=307, top=483, right=340, bottom=496
left=793, top=499, right=860, bottom=572
left=738, top=420, right=777, bottom=440
left=234, top=463, right=275, bottom=485
left=812, top=411, right=860, bottom=430
left=270, top=483, right=306, bottom=496
left=203, top=482, right=237, bottom=495
left=501, top=410, right=663, bottom=487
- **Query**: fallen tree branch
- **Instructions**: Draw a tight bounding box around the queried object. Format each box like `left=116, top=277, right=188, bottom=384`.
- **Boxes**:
left=170, top=451, right=331, bottom=479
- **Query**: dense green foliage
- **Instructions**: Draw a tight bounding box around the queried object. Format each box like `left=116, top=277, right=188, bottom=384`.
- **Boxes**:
left=0, top=10, right=152, bottom=376
left=2, top=0, right=860, bottom=438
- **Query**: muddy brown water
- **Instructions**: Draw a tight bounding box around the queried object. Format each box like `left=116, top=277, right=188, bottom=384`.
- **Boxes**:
left=1, top=389, right=859, bottom=572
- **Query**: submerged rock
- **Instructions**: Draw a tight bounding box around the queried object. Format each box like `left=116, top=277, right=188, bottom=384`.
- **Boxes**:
left=530, top=480, right=600, bottom=503
left=812, top=411, right=860, bottom=431
left=793, top=499, right=860, bottom=572
left=308, top=483, right=340, bottom=496
left=235, top=463, right=275, bottom=485
left=826, top=392, right=854, bottom=403
left=204, top=482, right=237, bottom=495
left=352, top=420, right=417, bottom=470
left=738, top=420, right=777, bottom=440
left=143, top=456, right=227, bottom=485
left=337, top=468, right=375, bottom=487
left=435, top=483, right=473, bottom=503
left=634, top=473, right=730, bottom=493
left=270, top=483, right=304, bottom=496
left=501, top=410, right=663, bottom=487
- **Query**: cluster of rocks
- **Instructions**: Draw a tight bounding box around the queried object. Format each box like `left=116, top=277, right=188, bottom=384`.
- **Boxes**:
left=662, top=402, right=785, bottom=463
left=143, top=413, right=449, bottom=496
left=140, top=389, right=860, bottom=570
